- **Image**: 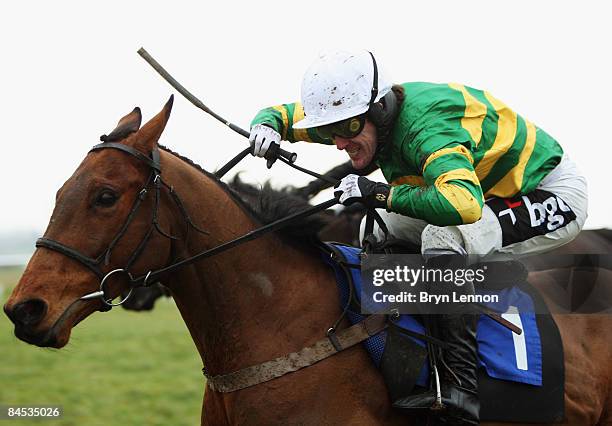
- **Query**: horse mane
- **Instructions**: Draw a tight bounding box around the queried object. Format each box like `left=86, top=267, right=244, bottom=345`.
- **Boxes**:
left=158, top=145, right=331, bottom=243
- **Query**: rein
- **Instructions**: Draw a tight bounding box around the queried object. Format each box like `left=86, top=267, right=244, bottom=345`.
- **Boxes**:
left=125, top=146, right=388, bottom=287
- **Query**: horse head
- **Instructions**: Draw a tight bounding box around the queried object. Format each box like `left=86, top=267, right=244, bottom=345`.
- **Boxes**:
left=4, top=97, right=176, bottom=348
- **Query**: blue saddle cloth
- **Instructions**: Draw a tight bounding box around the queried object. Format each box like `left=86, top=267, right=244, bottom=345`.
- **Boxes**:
left=323, top=244, right=543, bottom=387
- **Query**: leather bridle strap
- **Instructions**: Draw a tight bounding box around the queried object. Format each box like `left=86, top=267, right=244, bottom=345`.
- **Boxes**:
left=204, top=314, right=387, bottom=393
left=131, top=197, right=338, bottom=285
left=91, top=142, right=161, bottom=171
left=35, top=238, right=105, bottom=279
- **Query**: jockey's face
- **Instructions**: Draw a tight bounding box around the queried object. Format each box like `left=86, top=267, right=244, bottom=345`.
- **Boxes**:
left=334, top=120, right=378, bottom=170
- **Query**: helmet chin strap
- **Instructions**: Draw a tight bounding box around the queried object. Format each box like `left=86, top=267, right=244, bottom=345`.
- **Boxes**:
left=363, top=51, right=400, bottom=144
left=367, top=51, right=379, bottom=105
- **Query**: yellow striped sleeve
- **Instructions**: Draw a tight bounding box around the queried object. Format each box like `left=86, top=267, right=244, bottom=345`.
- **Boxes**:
left=474, top=91, right=518, bottom=181
left=489, top=120, right=537, bottom=197
left=291, top=103, right=311, bottom=142
left=448, top=83, right=487, bottom=145
left=434, top=168, right=483, bottom=223
left=422, top=145, right=474, bottom=173
left=272, top=105, right=289, bottom=140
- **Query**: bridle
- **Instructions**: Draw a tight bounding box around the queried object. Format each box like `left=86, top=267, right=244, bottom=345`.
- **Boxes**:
left=35, top=141, right=356, bottom=311
left=36, top=142, right=209, bottom=310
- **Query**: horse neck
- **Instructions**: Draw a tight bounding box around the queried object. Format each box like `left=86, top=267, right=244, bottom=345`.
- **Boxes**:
left=159, top=151, right=339, bottom=375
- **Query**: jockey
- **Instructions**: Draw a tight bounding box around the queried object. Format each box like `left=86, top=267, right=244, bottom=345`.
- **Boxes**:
left=249, top=50, right=588, bottom=425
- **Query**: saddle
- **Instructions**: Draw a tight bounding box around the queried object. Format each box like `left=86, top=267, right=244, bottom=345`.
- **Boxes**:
left=320, top=241, right=565, bottom=424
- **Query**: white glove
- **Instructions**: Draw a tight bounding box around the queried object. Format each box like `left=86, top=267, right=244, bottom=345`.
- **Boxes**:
left=249, top=124, right=281, bottom=158
left=334, top=175, right=362, bottom=204
left=334, top=174, right=391, bottom=208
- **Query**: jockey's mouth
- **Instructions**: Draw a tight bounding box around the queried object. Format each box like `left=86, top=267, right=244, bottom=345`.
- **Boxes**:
left=345, top=144, right=361, bottom=157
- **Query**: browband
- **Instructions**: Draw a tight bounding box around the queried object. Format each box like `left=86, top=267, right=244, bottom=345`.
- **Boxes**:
left=90, top=143, right=161, bottom=172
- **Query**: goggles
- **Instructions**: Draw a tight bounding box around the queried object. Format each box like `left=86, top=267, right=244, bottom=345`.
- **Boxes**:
left=315, top=115, right=366, bottom=140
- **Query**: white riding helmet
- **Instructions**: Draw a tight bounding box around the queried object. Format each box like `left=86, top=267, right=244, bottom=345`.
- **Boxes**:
left=293, top=50, right=392, bottom=129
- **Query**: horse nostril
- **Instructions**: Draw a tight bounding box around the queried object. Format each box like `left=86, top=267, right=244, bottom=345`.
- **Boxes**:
left=10, top=299, right=48, bottom=327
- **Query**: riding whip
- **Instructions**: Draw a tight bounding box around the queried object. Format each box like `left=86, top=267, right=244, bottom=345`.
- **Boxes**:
left=137, top=47, right=298, bottom=174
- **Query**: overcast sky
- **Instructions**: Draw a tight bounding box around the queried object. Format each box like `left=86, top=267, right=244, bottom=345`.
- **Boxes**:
left=1, top=1, right=610, bottom=235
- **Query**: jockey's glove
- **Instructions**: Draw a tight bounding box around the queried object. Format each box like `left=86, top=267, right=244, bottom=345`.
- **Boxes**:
left=249, top=124, right=281, bottom=158
left=334, top=174, right=391, bottom=210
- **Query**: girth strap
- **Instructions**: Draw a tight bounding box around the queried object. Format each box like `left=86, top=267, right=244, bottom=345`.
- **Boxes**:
left=204, top=314, right=387, bottom=393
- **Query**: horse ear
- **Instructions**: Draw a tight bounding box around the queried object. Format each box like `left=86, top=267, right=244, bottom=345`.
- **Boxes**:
left=100, top=107, right=142, bottom=142
left=131, top=95, right=174, bottom=154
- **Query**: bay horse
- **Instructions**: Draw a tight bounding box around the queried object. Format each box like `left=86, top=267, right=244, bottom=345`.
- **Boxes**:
left=4, top=98, right=612, bottom=425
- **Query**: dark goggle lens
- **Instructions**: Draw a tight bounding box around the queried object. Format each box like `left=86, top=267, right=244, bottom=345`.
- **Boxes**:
left=316, top=116, right=365, bottom=139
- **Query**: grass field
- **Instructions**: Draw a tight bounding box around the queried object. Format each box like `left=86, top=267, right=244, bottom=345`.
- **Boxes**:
left=0, top=267, right=204, bottom=426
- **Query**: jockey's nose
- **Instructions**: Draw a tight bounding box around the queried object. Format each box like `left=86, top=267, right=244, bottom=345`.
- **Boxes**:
left=4, top=298, right=48, bottom=327
left=335, top=137, right=350, bottom=150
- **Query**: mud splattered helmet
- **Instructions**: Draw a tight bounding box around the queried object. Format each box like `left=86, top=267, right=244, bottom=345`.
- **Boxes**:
left=293, top=50, right=392, bottom=132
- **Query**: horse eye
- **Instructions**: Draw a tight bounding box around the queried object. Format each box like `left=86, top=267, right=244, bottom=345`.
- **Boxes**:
left=95, top=190, right=118, bottom=207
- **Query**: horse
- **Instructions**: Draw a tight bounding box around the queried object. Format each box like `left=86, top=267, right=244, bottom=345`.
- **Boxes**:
left=4, top=98, right=612, bottom=425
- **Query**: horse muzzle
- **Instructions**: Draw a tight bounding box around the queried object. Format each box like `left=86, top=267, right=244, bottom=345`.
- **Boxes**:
left=3, top=299, right=59, bottom=347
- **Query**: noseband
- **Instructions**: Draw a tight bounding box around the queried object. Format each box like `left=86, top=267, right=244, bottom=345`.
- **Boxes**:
left=36, top=142, right=207, bottom=310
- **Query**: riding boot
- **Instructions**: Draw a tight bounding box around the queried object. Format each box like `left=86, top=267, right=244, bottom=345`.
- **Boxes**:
left=393, top=254, right=480, bottom=425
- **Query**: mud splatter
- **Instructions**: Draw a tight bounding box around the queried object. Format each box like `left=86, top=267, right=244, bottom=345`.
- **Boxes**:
left=249, top=272, right=274, bottom=297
